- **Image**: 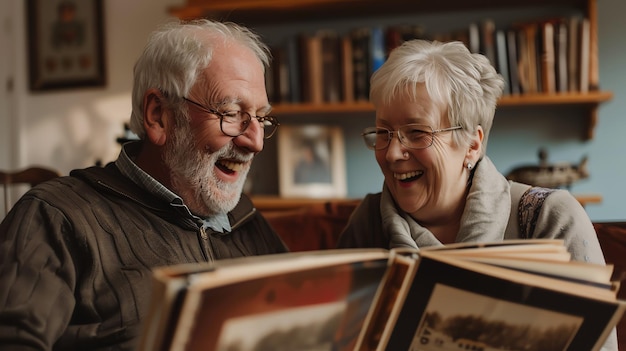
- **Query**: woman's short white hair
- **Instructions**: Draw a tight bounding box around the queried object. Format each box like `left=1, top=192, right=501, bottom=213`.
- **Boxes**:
left=129, top=19, right=271, bottom=139
left=369, top=39, right=504, bottom=155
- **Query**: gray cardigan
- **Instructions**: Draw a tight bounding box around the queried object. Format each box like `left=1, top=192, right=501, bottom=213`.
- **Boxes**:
left=337, top=157, right=605, bottom=264
left=336, top=156, right=615, bottom=350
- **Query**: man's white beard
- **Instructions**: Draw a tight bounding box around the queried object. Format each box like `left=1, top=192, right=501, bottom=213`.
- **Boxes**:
left=164, top=119, right=250, bottom=216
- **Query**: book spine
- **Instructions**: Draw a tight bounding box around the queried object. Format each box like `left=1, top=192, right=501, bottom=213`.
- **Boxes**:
left=579, top=18, right=590, bottom=93
left=468, top=22, right=480, bottom=54
left=495, top=29, right=511, bottom=95
left=286, top=36, right=301, bottom=103
left=340, top=35, right=355, bottom=103
left=480, top=19, right=497, bottom=68
left=555, top=20, right=568, bottom=93
left=299, top=33, right=324, bottom=104
left=540, top=21, right=556, bottom=93
left=272, top=46, right=290, bottom=103
left=507, top=29, right=521, bottom=95
left=370, top=26, right=386, bottom=73
left=351, top=28, right=371, bottom=101
left=567, top=16, right=580, bottom=92
left=320, top=31, right=341, bottom=103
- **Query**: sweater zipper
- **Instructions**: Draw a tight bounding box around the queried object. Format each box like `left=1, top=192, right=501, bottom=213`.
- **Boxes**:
left=200, top=226, right=215, bottom=262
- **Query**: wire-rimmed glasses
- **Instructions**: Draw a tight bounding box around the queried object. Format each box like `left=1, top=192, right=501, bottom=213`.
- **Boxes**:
left=183, top=97, right=280, bottom=139
left=362, top=124, right=462, bottom=150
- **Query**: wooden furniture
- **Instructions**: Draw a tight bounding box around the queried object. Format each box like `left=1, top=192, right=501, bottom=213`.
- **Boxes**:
left=594, top=222, right=626, bottom=350
left=170, top=0, right=612, bottom=140
left=254, top=194, right=602, bottom=253
left=254, top=193, right=599, bottom=213
left=254, top=197, right=361, bottom=252
left=0, top=166, right=60, bottom=215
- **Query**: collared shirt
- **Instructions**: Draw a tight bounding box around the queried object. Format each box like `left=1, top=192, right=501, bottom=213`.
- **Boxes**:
left=115, top=142, right=231, bottom=233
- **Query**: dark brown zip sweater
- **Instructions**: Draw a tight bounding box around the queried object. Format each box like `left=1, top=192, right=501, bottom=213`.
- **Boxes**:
left=0, top=163, right=288, bottom=351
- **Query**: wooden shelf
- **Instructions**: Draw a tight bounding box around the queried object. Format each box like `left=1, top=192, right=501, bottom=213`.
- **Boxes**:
left=252, top=193, right=601, bottom=212
left=574, top=193, right=603, bottom=207
left=272, top=91, right=612, bottom=114
left=170, top=0, right=591, bottom=25
left=270, top=91, right=613, bottom=140
left=497, top=91, right=613, bottom=106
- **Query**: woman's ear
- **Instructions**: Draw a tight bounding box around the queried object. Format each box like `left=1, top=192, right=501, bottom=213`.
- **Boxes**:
left=143, top=89, right=170, bottom=146
left=466, top=125, right=484, bottom=163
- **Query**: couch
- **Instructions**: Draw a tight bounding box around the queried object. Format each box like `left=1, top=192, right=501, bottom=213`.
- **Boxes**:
left=594, top=222, right=626, bottom=350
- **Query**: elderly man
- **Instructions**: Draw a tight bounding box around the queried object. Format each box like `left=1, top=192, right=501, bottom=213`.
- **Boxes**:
left=0, top=19, right=287, bottom=350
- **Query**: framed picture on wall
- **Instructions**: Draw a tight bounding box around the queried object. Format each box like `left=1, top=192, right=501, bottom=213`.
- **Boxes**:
left=26, top=0, right=106, bottom=91
left=277, top=125, right=347, bottom=198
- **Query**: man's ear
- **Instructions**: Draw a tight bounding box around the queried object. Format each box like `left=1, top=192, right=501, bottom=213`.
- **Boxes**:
left=143, top=89, right=170, bottom=146
left=466, top=125, right=484, bottom=163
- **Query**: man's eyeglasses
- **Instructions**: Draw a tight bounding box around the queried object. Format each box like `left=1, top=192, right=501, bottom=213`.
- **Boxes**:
left=362, top=124, right=462, bottom=150
left=183, top=97, right=280, bottom=139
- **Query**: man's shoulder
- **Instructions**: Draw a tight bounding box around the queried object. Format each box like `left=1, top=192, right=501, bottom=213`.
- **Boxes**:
left=70, top=163, right=122, bottom=184
left=16, top=165, right=111, bottom=201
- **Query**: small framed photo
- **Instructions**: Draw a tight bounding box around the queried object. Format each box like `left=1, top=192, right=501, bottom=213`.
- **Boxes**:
left=26, top=0, right=106, bottom=91
left=277, top=125, right=347, bottom=198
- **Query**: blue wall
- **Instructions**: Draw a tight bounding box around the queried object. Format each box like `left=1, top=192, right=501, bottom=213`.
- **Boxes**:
left=585, top=0, right=626, bottom=221
left=250, top=0, right=626, bottom=221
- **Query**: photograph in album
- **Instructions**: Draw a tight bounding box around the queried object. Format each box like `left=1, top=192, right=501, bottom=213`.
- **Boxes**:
left=383, top=253, right=624, bottom=351
left=157, top=252, right=387, bottom=351
left=410, top=284, right=581, bottom=351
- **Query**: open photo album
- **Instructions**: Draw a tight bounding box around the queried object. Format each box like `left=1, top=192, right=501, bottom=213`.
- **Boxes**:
left=137, top=240, right=625, bottom=351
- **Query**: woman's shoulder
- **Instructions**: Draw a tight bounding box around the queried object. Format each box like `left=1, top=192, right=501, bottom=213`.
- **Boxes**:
left=349, top=192, right=383, bottom=221
left=508, top=182, right=590, bottom=237
left=512, top=183, right=593, bottom=236
left=362, top=192, right=382, bottom=204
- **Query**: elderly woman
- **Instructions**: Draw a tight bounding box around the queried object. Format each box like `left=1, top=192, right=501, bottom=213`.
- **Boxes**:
left=336, top=39, right=616, bottom=350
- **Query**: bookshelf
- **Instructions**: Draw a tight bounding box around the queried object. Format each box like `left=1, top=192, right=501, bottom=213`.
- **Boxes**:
left=170, top=0, right=611, bottom=141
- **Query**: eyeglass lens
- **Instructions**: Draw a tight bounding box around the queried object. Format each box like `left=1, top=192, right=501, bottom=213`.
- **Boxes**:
left=220, top=112, right=278, bottom=139
left=363, top=125, right=434, bottom=150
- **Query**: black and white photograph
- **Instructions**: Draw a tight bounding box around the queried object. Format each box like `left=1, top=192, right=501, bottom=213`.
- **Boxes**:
left=410, top=284, right=582, bottom=351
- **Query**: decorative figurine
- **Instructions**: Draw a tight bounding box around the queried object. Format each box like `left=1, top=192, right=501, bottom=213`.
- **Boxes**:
left=505, top=148, right=589, bottom=189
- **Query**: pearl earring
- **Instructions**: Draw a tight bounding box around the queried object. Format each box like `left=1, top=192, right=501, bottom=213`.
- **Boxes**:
left=403, top=152, right=409, bottom=159
left=466, top=162, right=473, bottom=170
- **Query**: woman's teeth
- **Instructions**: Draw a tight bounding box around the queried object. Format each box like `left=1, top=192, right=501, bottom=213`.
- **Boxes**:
left=394, top=170, right=423, bottom=180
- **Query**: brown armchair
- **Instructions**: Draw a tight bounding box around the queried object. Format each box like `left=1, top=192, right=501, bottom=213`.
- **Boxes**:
left=594, top=221, right=626, bottom=350
left=255, top=198, right=360, bottom=252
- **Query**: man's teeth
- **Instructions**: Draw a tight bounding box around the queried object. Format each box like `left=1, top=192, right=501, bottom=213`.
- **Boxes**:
left=218, top=160, right=244, bottom=172
left=394, top=171, right=423, bottom=180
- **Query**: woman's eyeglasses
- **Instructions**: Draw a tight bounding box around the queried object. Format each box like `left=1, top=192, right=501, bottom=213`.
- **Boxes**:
left=362, top=124, right=462, bottom=150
